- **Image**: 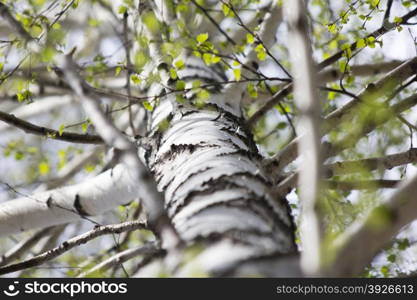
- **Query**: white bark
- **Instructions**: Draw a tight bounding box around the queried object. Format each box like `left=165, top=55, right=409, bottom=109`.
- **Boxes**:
left=284, top=0, right=323, bottom=276
left=0, top=164, right=137, bottom=236
left=144, top=66, right=295, bottom=274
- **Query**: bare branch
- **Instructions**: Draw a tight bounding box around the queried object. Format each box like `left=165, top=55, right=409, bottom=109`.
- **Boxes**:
left=383, top=0, right=394, bottom=24
left=78, top=242, right=159, bottom=278
left=0, top=2, right=33, bottom=41
left=319, top=60, right=404, bottom=83
left=326, top=179, right=400, bottom=190
left=0, top=220, right=147, bottom=275
left=326, top=148, right=417, bottom=177
left=0, top=95, right=74, bottom=133
left=0, top=227, right=55, bottom=267
left=0, top=110, right=103, bottom=144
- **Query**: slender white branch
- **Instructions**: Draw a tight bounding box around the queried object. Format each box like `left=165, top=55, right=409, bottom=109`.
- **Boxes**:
left=0, top=220, right=147, bottom=275
left=0, top=227, right=55, bottom=266
left=77, top=242, right=159, bottom=278
left=319, top=61, right=404, bottom=84
left=284, top=0, right=323, bottom=276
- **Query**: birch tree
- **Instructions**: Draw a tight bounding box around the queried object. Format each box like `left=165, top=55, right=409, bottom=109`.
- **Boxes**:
left=1, top=0, right=417, bottom=278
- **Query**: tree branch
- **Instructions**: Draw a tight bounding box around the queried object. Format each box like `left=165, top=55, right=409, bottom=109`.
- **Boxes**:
left=0, top=226, right=55, bottom=267
left=247, top=7, right=417, bottom=126
left=0, top=164, right=137, bottom=236
left=0, top=110, right=103, bottom=144
left=0, top=2, right=33, bottom=42
left=0, top=220, right=147, bottom=275
left=284, top=0, right=323, bottom=275
left=323, top=172, right=417, bottom=276
left=77, top=242, right=159, bottom=278
left=326, top=179, right=400, bottom=190
left=325, top=148, right=417, bottom=177
left=265, top=77, right=417, bottom=177
left=323, top=56, right=417, bottom=132
left=56, top=53, right=181, bottom=250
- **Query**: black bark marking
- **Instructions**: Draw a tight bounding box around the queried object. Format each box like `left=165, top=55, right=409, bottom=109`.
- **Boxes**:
left=155, top=142, right=219, bottom=165
left=73, top=194, right=90, bottom=216
left=186, top=228, right=277, bottom=249
left=46, top=196, right=52, bottom=208
left=168, top=179, right=242, bottom=216
left=216, top=148, right=263, bottom=162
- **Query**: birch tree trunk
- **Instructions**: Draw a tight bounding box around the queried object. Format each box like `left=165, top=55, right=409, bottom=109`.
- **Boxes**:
left=142, top=60, right=296, bottom=274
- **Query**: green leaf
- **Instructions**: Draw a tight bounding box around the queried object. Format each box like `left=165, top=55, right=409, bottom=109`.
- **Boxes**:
left=397, top=238, right=410, bottom=250
left=176, top=94, right=186, bottom=103
left=118, top=5, right=127, bottom=14
left=221, top=3, right=233, bottom=17
left=394, top=16, right=403, bottom=24
left=16, top=90, right=32, bottom=102
left=58, top=124, right=65, bottom=136
left=356, top=38, right=366, bottom=49
left=197, top=89, right=210, bottom=101
left=81, top=120, right=90, bottom=133
left=255, top=44, right=267, bottom=61
left=174, top=59, right=185, bottom=70
left=327, top=23, right=337, bottom=34
left=246, top=33, right=255, bottom=44
left=211, top=55, right=221, bottom=64
left=84, top=164, right=96, bottom=173
left=142, top=11, right=160, bottom=34
left=169, top=68, right=177, bottom=79
left=380, top=265, right=389, bottom=277
left=38, top=161, right=50, bottom=175
left=387, top=254, right=396, bottom=263
left=14, top=151, right=24, bottom=160
left=143, top=101, right=154, bottom=111
left=233, top=68, right=241, bottom=81
left=203, top=53, right=212, bottom=65
left=192, top=80, right=201, bottom=89
left=130, top=74, right=141, bottom=84
left=176, top=80, right=186, bottom=90
left=196, top=33, right=209, bottom=43
left=247, top=83, right=257, bottom=98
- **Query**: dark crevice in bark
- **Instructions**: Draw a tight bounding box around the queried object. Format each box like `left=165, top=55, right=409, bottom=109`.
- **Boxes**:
left=216, top=148, right=263, bottom=162
left=167, top=176, right=241, bottom=215
left=152, top=142, right=220, bottom=168
left=182, top=64, right=228, bottom=82
left=190, top=228, right=278, bottom=248
left=175, top=193, right=293, bottom=239
left=73, top=194, right=90, bottom=216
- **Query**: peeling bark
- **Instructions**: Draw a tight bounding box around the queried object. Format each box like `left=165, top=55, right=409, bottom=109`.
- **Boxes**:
left=143, top=61, right=296, bottom=274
